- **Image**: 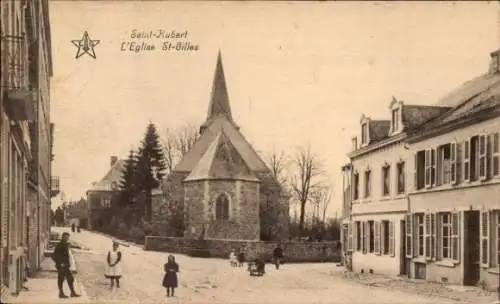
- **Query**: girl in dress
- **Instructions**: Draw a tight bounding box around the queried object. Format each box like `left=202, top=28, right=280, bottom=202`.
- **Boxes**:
left=105, top=241, right=122, bottom=288
left=162, top=255, right=179, bottom=297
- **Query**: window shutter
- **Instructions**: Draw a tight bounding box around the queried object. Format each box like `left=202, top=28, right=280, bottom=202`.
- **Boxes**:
left=491, top=133, right=500, bottom=177
left=456, top=142, right=462, bottom=184
left=361, top=221, right=365, bottom=253
left=347, top=222, right=353, bottom=252
left=374, top=221, right=381, bottom=255
left=486, top=134, right=493, bottom=179
left=424, top=213, right=431, bottom=259
left=431, top=149, right=436, bottom=186
left=450, top=142, right=458, bottom=185
left=414, top=153, right=419, bottom=190
left=405, top=214, right=413, bottom=258
left=479, top=134, right=488, bottom=180
left=463, top=140, right=470, bottom=182
left=353, top=221, right=358, bottom=251
left=424, top=150, right=431, bottom=188
left=389, top=221, right=395, bottom=257
left=480, top=210, right=490, bottom=267
left=364, top=221, right=369, bottom=254
left=451, top=212, right=460, bottom=262
left=381, top=222, right=386, bottom=255
left=431, top=213, right=437, bottom=259
left=436, top=147, right=442, bottom=186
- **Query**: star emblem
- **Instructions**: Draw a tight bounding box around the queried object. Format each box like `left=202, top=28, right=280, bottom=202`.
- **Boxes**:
left=71, top=31, right=100, bottom=59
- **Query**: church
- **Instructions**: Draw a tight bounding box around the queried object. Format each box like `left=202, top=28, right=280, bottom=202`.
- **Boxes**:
left=152, top=52, right=290, bottom=241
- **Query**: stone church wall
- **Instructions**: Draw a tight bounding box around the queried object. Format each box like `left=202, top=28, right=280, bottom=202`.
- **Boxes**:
left=184, top=179, right=260, bottom=240
left=145, top=236, right=341, bottom=263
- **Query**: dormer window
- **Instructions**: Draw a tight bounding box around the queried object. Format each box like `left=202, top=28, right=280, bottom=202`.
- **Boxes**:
left=361, top=123, right=368, bottom=145
left=391, top=108, right=399, bottom=131
left=389, top=97, right=403, bottom=135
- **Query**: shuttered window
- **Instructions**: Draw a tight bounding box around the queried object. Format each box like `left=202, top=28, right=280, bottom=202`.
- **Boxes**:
left=374, top=221, right=381, bottom=255
left=463, top=140, right=470, bottom=182
left=347, top=222, right=353, bottom=252
left=481, top=211, right=490, bottom=267
left=389, top=221, right=395, bottom=257
left=405, top=214, right=413, bottom=258
left=450, top=142, right=458, bottom=184
left=479, top=134, right=488, bottom=180
left=424, top=213, right=432, bottom=259
left=431, top=213, right=437, bottom=259
left=492, top=133, right=499, bottom=177
left=425, top=150, right=431, bottom=187
left=451, top=212, right=460, bottom=262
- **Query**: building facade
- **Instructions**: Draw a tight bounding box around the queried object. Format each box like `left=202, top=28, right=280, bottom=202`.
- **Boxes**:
left=404, top=50, right=500, bottom=290
left=0, top=0, right=55, bottom=299
left=87, top=156, right=124, bottom=230
left=65, top=198, right=88, bottom=228
left=153, top=52, right=290, bottom=241
left=343, top=49, right=500, bottom=291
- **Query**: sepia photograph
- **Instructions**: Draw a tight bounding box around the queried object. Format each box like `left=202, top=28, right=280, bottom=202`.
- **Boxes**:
left=0, top=1, right=500, bottom=303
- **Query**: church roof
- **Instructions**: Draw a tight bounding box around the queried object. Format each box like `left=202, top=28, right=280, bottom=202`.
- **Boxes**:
left=88, top=159, right=124, bottom=192
left=175, top=52, right=270, bottom=173
left=175, top=115, right=269, bottom=173
left=184, top=130, right=259, bottom=182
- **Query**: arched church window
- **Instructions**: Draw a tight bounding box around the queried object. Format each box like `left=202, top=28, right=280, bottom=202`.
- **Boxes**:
left=215, top=193, right=230, bottom=220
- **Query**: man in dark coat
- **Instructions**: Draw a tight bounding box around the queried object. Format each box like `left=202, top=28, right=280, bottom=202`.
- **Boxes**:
left=52, top=232, right=80, bottom=298
left=273, top=243, right=284, bottom=270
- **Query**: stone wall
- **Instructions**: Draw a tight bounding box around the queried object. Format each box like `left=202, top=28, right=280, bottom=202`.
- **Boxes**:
left=145, top=236, right=341, bottom=263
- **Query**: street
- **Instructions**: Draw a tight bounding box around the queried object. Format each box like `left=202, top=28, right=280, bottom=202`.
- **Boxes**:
left=55, top=228, right=474, bottom=304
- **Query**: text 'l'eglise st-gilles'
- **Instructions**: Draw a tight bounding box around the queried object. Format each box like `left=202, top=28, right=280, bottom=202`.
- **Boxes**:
left=130, top=29, right=188, bottom=39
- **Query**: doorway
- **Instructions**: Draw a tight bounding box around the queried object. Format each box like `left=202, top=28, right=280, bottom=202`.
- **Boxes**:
left=399, top=219, right=408, bottom=276
left=463, top=211, right=480, bottom=286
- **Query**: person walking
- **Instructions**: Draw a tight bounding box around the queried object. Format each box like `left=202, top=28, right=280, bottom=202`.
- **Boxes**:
left=52, top=232, right=81, bottom=298
left=273, top=243, right=284, bottom=270
left=162, top=255, right=180, bottom=297
left=105, top=241, right=123, bottom=288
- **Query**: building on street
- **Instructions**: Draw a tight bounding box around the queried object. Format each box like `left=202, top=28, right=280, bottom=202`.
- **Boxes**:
left=343, top=49, right=500, bottom=291
left=86, top=156, right=124, bottom=230
left=404, top=49, right=500, bottom=290
left=153, top=52, right=290, bottom=241
left=0, top=0, right=56, bottom=298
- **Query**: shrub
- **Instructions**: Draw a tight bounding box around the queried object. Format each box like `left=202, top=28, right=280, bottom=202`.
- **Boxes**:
left=116, top=222, right=129, bottom=238
left=129, top=225, right=145, bottom=242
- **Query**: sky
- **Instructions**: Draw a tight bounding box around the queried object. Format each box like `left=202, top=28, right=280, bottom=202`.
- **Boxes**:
left=49, top=1, right=499, bottom=214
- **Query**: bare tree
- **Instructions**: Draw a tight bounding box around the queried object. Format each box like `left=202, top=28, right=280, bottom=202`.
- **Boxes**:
left=314, top=185, right=333, bottom=233
left=162, top=124, right=200, bottom=174
left=268, top=149, right=288, bottom=188
left=176, top=124, right=199, bottom=157
left=290, top=146, right=325, bottom=233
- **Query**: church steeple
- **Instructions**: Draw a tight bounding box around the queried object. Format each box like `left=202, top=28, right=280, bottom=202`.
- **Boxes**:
left=200, top=51, right=235, bottom=133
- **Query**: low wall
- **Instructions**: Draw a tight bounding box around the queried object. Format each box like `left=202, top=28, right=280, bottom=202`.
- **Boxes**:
left=145, top=236, right=341, bottom=263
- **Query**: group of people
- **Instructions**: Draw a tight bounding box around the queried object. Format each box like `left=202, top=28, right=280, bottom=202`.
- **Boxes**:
left=228, top=243, right=285, bottom=275
left=52, top=232, right=181, bottom=299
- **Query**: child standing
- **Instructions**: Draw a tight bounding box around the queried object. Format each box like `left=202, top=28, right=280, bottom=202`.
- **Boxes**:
left=162, top=255, right=179, bottom=297
left=105, top=241, right=122, bottom=288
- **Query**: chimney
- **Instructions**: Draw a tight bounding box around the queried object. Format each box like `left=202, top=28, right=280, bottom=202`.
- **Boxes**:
left=351, top=137, right=358, bottom=151
left=110, top=156, right=118, bottom=167
left=489, top=50, right=500, bottom=75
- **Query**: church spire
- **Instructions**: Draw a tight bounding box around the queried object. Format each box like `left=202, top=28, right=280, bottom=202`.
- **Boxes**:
left=201, top=51, right=232, bottom=130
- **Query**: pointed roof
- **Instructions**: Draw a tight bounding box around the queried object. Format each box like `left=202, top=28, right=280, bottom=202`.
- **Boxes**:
left=88, top=159, right=125, bottom=191
left=175, top=115, right=269, bottom=172
left=201, top=51, right=235, bottom=129
left=184, top=130, right=259, bottom=182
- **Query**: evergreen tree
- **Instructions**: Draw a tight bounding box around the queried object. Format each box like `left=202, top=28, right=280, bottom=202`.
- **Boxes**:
left=136, top=122, right=167, bottom=221
left=119, top=149, right=138, bottom=207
